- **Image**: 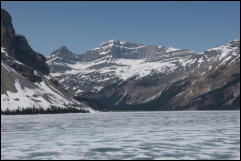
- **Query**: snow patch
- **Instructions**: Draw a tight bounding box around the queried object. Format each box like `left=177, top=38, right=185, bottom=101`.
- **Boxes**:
left=166, top=47, right=180, bottom=52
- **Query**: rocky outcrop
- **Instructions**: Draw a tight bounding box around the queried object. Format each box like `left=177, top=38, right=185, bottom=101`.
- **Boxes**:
left=1, top=8, right=16, bottom=56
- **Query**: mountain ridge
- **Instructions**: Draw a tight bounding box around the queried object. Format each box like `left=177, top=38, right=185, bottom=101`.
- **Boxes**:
left=47, top=38, right=240, bottom=111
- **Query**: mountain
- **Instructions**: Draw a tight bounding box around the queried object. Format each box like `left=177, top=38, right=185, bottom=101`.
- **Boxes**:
left=47, top=39, right=240, bottom=111
left=47, top=40, right=196, bottom=95
left=1, top=9, right=94, bottom=114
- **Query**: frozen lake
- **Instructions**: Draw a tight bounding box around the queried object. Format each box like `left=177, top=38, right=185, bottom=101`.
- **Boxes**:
left=1, top=111, right=240, bottom=160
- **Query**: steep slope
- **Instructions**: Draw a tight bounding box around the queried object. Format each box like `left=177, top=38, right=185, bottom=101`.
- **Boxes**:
left=48, top=39, right=240, bottom=111
left=1, top=9, right=94, bottom=114
left=1, top=61, right=93, bottom=113
left=173, top=39, right=240, bottom=110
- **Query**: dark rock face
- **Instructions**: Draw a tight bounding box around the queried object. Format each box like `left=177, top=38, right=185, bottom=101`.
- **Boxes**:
left=1, top=8, right=49, bottom=75
left=6, top=61, right=43, bottom=82
left=14, top=34, right=49, bottom=75
left=1, top=9, right=16, bottom=56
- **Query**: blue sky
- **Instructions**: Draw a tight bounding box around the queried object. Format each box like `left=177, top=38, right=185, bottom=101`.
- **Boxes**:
left=1, top=1, right=240, bottom=56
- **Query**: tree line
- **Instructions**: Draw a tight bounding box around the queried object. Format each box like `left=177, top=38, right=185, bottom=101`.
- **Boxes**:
left=1, top=105, right=89, bottom=115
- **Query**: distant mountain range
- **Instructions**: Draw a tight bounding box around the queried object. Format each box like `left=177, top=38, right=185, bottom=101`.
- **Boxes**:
left=1, top=8, right=240, bottom=114
left=1, top=9, right=94, bottom=114
left=47, top=38, right=240, bottom=111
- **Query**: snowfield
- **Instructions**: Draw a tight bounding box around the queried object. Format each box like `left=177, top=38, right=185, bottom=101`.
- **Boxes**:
left=1, top=78, right=94, bottom=112
left=1, top=51, right=95, bottom=113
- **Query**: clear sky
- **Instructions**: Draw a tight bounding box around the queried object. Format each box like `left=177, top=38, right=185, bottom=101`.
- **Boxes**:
left=1, top=1, right=240, bottom=56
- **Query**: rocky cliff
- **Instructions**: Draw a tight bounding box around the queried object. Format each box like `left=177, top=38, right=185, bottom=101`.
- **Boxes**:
left=1, top=9, right=94, bottom=114
left=1, top=9, right=49, bottom=76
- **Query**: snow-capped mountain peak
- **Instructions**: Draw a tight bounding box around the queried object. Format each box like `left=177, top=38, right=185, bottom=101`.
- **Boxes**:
left=50, top=45, right=74, bottom=57
left=99, top=39, right=121, bottom=47
left=95, top=40, right=145, bottom=51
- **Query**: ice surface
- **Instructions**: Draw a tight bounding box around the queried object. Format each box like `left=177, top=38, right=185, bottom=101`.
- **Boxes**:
left=1, top=111, right=240, bottom=160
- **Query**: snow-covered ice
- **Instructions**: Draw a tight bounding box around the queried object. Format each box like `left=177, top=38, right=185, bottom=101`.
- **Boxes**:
left=1, top=111, right=240, bottom=160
